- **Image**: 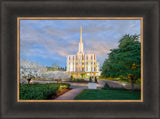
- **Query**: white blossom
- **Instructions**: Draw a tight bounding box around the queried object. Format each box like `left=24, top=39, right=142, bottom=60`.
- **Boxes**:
left=20, top=59, right=47, bottom=79
left=20, top=59, right=69, bottom=82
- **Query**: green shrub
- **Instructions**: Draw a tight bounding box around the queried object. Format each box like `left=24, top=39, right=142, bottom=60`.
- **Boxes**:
left=80, top=79, right=85, bottom=81
left=19, top=83, right=70, bottom=100
left=102, top=83, right=111, bottom=90
left=69, top=78, right=86, bottom=82
left=99, top=76, right=106, bottom=79
left=102, top=83, right=128, bottom=91
left=59, top=83, right=70, bottom=90
left=135, top=78, right=141, bottom=85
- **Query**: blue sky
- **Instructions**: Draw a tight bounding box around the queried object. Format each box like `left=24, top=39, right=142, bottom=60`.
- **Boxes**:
left=20, top=19, right=141, bottom=68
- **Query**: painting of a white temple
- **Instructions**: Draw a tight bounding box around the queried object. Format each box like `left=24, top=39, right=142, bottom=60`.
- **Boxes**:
left=19, top=18, right=142, bottom=102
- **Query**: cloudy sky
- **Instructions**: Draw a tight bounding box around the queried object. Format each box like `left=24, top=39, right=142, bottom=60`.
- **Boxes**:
left=20, top=19, right=141, bottom=68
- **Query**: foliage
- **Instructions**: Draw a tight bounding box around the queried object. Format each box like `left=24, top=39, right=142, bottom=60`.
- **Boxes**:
left=20, top=59, right=47, bottom=79
left=47, top=63, right=66, bottom=71
left=41, top=71, right=69, bottom=81
left=81, top=73, right=86, bottom=78
left=99, top=76, right=107, bottom=79
left=69, top=78, right=87, bottom=82
left=20, top=59, right=69, bottom=82
left=102, top=83, right=111, bottom=90
left=101, top=34, right=141, bottom=90
left=19, top=83, right=70, bottom=100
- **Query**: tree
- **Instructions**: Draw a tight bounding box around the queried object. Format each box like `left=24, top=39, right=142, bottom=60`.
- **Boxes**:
left=52, top=63, right=58, bottom=71
left=42, top=71, right=69, bottom=81
left=101, top=34, right=141, bottom=90
left=48, top=63, right=64, bottom=71
left=20, top=59, right=47, bottom=80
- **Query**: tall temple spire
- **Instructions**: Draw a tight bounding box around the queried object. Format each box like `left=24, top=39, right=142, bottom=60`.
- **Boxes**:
left=78, top=27, right=84, bottom=53
left=80, top=26, right=82, bottom=43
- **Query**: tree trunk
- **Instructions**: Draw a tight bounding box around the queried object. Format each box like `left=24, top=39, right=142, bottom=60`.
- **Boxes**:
left=131, top=78, right=134, bottom=91
left=27, top=78, right=31, bottom=84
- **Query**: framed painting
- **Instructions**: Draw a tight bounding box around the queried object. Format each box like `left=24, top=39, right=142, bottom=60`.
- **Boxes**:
left=17, top=17, right=143, bottom=102
left=1, top=0, right=159, bottom=119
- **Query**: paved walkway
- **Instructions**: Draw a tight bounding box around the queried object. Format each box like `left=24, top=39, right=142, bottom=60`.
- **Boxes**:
left=55, top=80, right=105, bottom=100
left=55, top=87, right=85, bottom=100
left=98, top=79, right=141, bottom=89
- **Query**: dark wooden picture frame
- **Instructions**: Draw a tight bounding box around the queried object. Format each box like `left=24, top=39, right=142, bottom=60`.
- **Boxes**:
left=1, top=0, right=159, bottom=119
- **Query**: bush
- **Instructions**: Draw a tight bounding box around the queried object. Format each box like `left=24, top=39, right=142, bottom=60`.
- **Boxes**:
left=19, top=83, right=70, bottom=100
left=59, top=83, right=70, bottom=90
left=69, top=78, right=86, bottom=82
left=135, top=78, right=141, bottom=85
left=99, top=76, right=106, bottom=79
left=102, top=83, right=111, bottom=90
left=99, top=76, right=118, bottom=81
left=102, top=83, right=127, bottom=91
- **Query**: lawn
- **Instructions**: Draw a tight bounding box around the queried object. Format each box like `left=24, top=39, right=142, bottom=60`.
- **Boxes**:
left=20, top=83, right=70, bottom=100
left=74, top=83, right=141, bottom=100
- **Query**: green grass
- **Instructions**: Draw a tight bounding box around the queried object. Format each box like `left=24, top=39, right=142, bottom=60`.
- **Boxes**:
left=74, top=89, right=140, bottom=100
left=20, top=83, right=70, bottom=100
left=74, top=83, right=140, bottom=100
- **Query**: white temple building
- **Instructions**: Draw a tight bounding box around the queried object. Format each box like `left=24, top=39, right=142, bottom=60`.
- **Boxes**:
left=66, top=27, right=100, bottom=78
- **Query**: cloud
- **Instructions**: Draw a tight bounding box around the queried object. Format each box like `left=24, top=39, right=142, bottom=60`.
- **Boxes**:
left=20, top=19, right=141, bottom=67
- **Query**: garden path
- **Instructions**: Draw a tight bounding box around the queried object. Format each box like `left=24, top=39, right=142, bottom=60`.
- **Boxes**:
left=54, top=80, right=104, bottom=100
left=55, top=87, right=85, bottom=100
left=99, top=79, right=141, bottom=89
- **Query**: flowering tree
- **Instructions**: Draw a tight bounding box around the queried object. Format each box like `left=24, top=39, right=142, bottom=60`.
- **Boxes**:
left=20, top=59, right=69, bottom=82
left=20, top=59, right=47, bottom=80
left=42, top=71, right=69, bottom=81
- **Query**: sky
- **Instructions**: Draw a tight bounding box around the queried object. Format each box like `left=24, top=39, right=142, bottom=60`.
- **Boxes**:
left=20, top=19, right=141, bottom=68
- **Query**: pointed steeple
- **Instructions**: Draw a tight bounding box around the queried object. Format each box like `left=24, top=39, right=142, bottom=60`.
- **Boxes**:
left=78, top=27, right=84, bottom=53
left=80, top=26, right=82, bottom=43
